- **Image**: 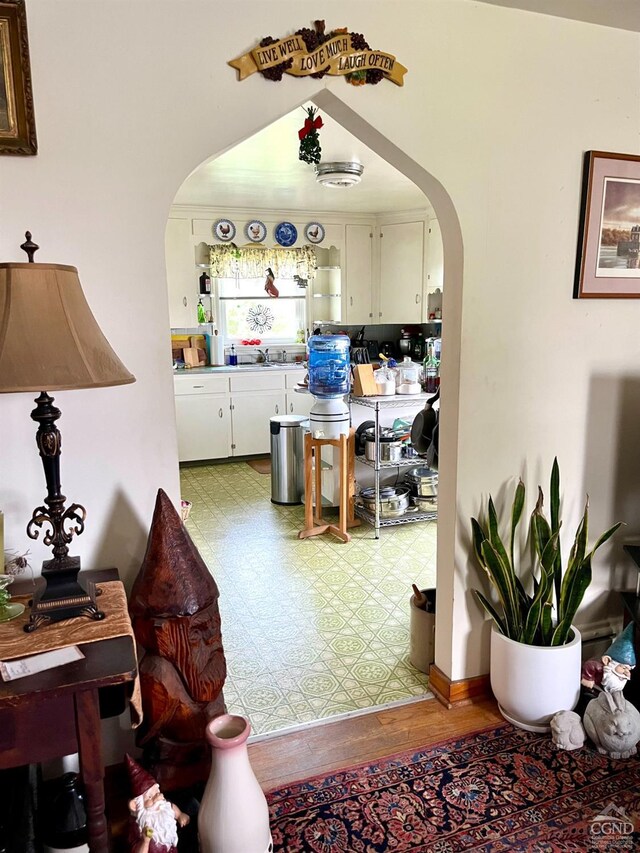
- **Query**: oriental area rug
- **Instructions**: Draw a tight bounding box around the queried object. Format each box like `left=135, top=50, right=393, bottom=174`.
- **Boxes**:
left=266, top=723, right=640, bottom=852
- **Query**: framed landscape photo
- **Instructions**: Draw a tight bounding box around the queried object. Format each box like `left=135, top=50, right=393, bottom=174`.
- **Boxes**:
left=574, top=151, right=640, bottom=298
left=0, top=0, right=37, bottom=155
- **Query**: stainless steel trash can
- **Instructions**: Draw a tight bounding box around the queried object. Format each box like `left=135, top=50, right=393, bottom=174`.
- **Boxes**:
left=270, top=415, right=307, bottom=505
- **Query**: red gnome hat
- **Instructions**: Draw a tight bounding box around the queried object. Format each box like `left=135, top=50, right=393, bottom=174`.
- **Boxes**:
left=125, top=754, right=158, bottom=798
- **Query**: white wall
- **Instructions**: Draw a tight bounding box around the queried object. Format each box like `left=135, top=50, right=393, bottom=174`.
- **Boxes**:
left=1, top=0, right=639, bottom=699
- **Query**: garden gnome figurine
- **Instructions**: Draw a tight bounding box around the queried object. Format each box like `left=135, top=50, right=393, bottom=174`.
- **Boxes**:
left=126, top=755, right=189, bottom=853
left=550, top=710, right=585, bottom=751
left=580, top=623, right=636, bottom=692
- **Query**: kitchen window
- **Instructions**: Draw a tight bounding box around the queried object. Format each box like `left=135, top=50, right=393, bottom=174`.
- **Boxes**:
left=218, top=277, right=306, bottom=344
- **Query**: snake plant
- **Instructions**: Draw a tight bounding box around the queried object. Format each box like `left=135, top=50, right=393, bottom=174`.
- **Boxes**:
left=471, top=458, right=622, bottom=647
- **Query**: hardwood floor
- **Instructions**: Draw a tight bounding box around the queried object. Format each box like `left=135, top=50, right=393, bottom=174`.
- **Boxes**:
left=249, top=695, right=503, bottom=790
left=107, top=696, right=502, bottom=848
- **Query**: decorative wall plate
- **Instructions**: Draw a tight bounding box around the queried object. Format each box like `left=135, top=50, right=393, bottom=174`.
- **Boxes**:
left=274, top=221, right=298, bottom=247
left=245, top=220, right=267, bottom=243
left=305, top=222, right=325, bottom=244
left=214, top=219, right=236, bottom=242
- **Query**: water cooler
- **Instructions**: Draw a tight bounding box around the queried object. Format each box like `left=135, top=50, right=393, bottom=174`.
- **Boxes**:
left=307, top=335, right=350, bottom=439
left=307, top=335, right=351, bottom=507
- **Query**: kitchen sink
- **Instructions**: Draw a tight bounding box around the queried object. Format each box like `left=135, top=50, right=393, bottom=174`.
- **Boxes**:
left=234, top=362, right=304, bottom=369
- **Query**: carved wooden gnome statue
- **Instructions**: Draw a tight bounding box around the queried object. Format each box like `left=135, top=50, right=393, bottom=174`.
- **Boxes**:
left=126, top=754, right=189, bottom=853
left=129, top=489, right=226, bottom=789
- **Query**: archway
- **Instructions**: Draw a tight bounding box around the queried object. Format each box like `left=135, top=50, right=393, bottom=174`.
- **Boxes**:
left=169, top=88, right=464, bottom=729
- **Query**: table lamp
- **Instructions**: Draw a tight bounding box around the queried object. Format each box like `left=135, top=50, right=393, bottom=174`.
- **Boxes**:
left=0, top=233, right=135, bottom=631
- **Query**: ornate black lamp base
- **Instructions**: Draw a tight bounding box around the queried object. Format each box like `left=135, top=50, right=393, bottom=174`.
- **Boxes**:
left=24, top=556, right=105, bottom=633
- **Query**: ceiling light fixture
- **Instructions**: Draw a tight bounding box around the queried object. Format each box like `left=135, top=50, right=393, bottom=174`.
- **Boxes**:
left=315, top=161, right=364, bottom=188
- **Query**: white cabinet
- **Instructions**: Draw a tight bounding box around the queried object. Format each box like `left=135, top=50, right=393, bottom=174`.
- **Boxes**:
left=344, top=224, right=374, bottom=324
left=311, top=245, right=342, bottom=326
left=166, top=218, right=197, bottom=328
left=378, top=221, right=425, bottom=324
left=425, top=217, right=443, bottom=322
left=174, top=375, right=231, bottom=462
left=284, top=372, right=312, bottom=417
left=231, top=392, right=285, bottom=456
left=286, top=392, right=313, bottom=417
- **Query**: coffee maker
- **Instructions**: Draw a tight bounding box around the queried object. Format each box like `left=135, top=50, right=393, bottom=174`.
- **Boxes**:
left=398, top=328, right=413, bottom=357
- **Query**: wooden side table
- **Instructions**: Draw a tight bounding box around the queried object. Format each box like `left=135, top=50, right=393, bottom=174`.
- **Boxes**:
left=0, top=569, right=137, bottom=852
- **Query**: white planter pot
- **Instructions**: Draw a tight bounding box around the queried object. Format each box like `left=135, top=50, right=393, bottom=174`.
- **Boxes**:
left=490, top=624, right=582, bottom=733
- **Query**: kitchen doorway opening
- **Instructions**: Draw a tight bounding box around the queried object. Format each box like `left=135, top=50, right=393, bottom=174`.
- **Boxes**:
left=167, top=89, right=463, bottom=738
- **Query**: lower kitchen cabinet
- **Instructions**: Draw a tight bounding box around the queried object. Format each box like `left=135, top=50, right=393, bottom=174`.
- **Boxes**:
left=175, top=392, right=231, bottom=462
left=285, top=391, right=313, bottom=418
left=175, top=369, right=307, bottom=461
left=231, top=391, right=286, bottom=456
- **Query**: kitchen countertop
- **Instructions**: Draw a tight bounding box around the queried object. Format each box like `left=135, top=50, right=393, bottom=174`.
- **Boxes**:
left=174, top=363, right=306, bottom=375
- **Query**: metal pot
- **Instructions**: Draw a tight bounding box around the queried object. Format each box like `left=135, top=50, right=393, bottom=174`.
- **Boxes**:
left=412, top=494, right=438, bottom=513
left=360, top=486, right=410, bottom=517
left=364, top=434, right=404, bottom=463
left=405, top=466, right=438, bottom=497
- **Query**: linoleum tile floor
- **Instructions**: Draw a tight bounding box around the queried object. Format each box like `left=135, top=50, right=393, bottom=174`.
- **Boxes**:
left=180, top=461, right=436, bottom=737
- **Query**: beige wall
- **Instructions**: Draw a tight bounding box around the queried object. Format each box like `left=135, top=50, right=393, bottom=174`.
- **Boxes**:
left=1, top=0, right=639, bottom=701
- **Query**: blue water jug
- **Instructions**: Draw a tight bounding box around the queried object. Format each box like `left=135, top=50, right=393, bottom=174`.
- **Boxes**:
left=307, top=335, right=351, bottom=398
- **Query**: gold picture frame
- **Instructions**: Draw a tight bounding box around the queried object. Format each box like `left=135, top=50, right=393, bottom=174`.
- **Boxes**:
left=0, top=0, right=36, bottom=155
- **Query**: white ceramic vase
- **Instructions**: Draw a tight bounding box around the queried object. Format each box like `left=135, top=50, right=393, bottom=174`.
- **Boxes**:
left=490, top=624, right=582, bottom=733
left=198, top=714, right=273, bottom=853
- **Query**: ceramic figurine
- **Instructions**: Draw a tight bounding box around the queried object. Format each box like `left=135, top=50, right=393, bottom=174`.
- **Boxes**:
left=583, top=690, right=640, bottom=759
left=126, top=755, right=189, bottom=853
left=581, top=623, right=636, bottom=692
left=550, top=710, right=586, bottom=751
left=129, top=488, right=227, bottom=789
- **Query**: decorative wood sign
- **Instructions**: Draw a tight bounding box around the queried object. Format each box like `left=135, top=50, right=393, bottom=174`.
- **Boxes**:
left=229, top=21, right=407, bottom=87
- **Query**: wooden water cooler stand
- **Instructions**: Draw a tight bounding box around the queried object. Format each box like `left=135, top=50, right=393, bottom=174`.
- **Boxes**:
left=299, top=429, right=360, bottom=543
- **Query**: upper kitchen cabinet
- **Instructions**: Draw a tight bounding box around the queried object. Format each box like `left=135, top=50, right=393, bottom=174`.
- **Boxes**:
left=425, top=217, right=444, bottom=320
left=344, top=223, right=374, bottom=324
left=166, top=218, right=197, bottom=327
left=378, top=221, right=425, bottom=324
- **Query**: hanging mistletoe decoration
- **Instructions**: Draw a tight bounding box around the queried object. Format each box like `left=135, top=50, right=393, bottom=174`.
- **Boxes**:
left=299, top=106, right=323, bottom=165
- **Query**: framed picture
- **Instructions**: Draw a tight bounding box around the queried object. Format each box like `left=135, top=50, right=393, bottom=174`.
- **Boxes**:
left=574, top=151, right=640, bottom=298
left=0, top=0, right=37, bottom=155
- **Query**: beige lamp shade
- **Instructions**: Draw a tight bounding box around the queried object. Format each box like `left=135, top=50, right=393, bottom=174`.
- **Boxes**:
left=0, top=262, right=135, bottom=392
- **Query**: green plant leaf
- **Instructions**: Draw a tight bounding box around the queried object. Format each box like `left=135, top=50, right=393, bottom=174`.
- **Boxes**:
left=550, top=457, right=562, bottom=605
left=555, top=554, right=593, bottom=645
left=559, top=499, right=588, bottom=622
left=523, top=532, right=559, bottom=643
left=530, top=489, right=551, bottom=565
left=540, top=601, right=553, bottom=644
left=480, top=539, right=521, bottom=639
left=510, top=479, right=525, bottom=568
left=473, top=589, right=507, bottom=636
left=488, top=496, right=511, bottom=571
left=471, top=517, right=488, bottom=566
left=590, top=521, right=624, bottom=555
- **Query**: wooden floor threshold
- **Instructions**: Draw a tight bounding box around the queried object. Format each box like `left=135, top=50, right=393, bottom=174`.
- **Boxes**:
left=249, top=695, right=503, bottom=790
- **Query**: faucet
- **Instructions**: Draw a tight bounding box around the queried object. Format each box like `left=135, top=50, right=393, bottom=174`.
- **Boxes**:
left=258, top=348, right=270, bottom=364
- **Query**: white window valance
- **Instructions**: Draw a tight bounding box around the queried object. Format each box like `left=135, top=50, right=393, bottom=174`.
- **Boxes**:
left=208, top=245, right=317, bottom=280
